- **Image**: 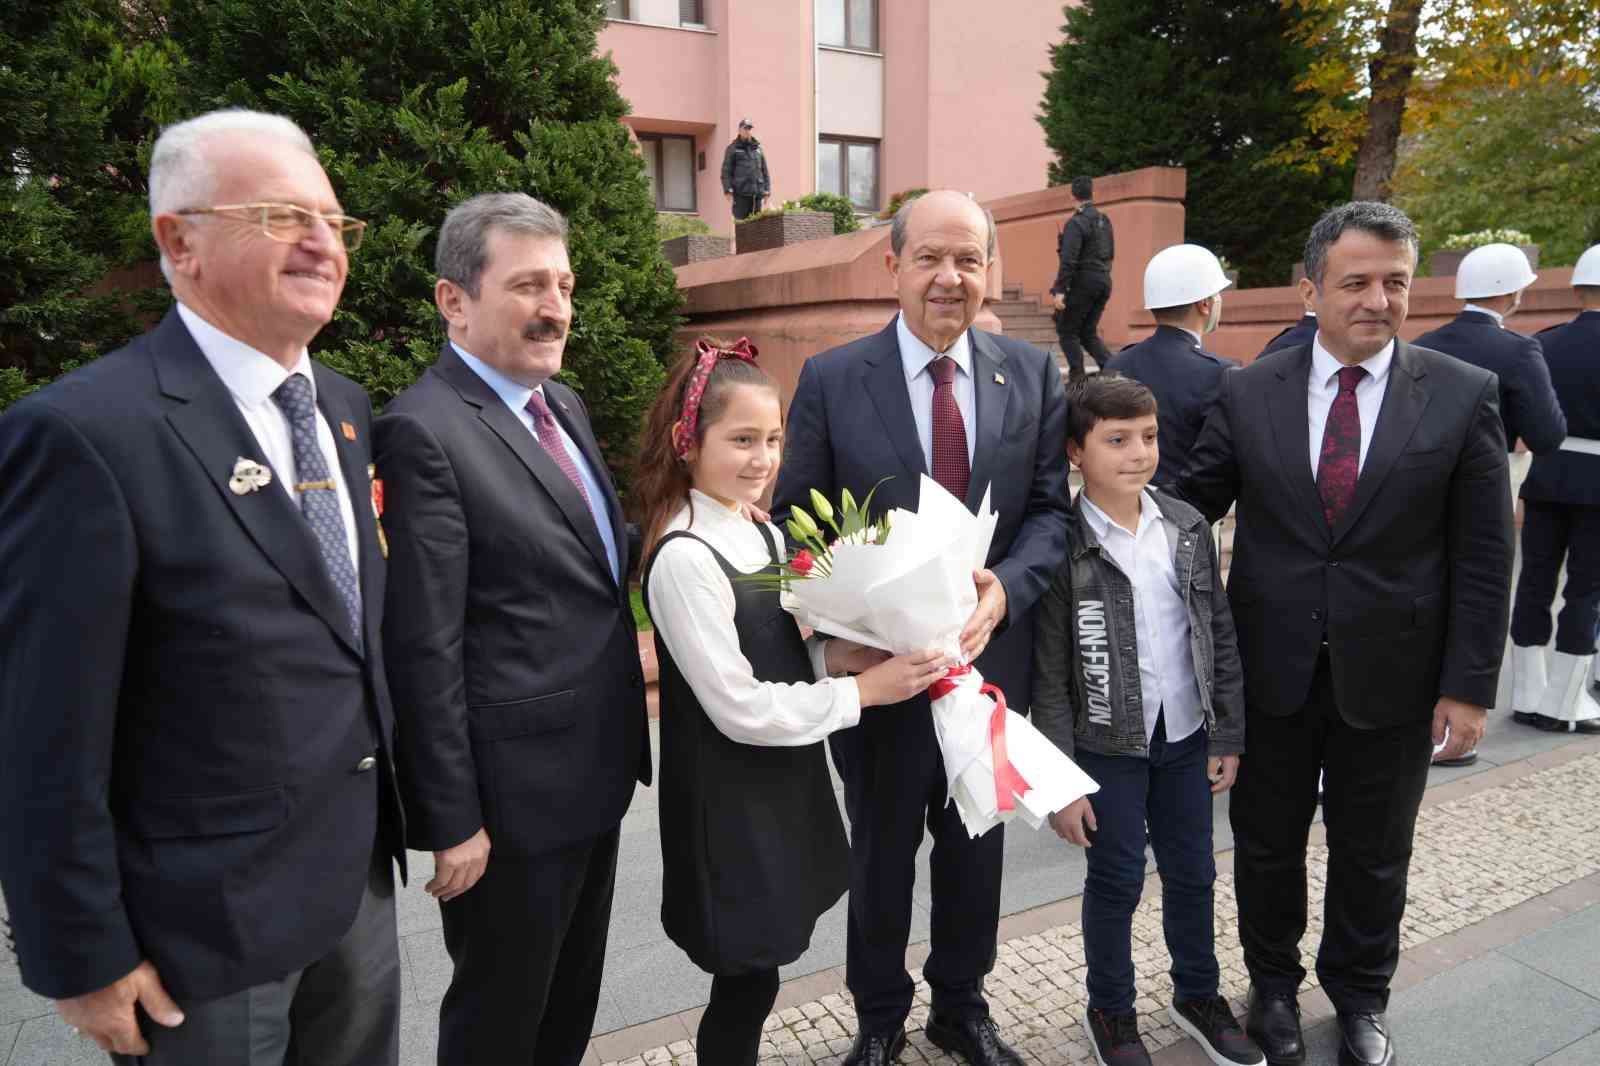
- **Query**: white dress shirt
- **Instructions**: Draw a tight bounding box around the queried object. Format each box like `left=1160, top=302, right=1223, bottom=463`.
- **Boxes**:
left=897, top=313, right=976, bottom=469
left=178, top=302, right=360, bottom=575
left=647, top=491, right=860, bottom=746
left=1079, top=490, right=1204, bottom=745
left=451, top=343, right=621, bottom=584
left=1461, top=303, right=1505, bottom=326
left=1308, top=334, right=1395, bottom=478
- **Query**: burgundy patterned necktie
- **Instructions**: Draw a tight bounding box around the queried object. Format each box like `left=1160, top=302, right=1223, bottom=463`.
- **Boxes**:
left=929, top=356, right=970, bottom=500
left=1316, top=365, right=1367, bottom=527
left=525, top=390, right=593, bottom=510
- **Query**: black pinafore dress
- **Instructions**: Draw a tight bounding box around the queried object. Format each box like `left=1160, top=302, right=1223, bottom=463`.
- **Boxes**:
left=643, top=525, right=850, bottom=976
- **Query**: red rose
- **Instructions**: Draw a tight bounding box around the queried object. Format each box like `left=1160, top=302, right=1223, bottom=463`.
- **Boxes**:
left=791, top=549, right=815, bottom=576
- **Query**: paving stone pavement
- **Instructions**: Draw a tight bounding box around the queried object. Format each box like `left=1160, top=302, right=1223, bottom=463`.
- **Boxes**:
left=599, top=748, right=1600, bottom=1066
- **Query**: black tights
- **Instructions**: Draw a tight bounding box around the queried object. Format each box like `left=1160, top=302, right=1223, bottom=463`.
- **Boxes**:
left=696, top=968, right=780, bottom=1064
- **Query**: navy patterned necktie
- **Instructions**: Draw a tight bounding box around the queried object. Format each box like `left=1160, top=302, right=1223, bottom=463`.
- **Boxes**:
left=271, top=373, right=363, bottom=650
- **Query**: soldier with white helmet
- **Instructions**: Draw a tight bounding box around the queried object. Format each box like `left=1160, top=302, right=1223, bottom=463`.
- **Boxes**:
left=1104, top=244, right=1236, bottom=487
left=1413, top=242, right=1567, bottom=764
left=1506, top=243, right=1600, bottom=734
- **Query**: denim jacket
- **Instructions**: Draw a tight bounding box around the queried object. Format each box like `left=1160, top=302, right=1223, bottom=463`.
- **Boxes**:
left=1030, top=488, right=1244, bottom=759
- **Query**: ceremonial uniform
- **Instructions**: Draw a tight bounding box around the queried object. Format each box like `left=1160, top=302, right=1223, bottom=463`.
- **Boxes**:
left=1259, top=313, right=1317, bottom=359
left=1106, top=325, right=1236, bottom=488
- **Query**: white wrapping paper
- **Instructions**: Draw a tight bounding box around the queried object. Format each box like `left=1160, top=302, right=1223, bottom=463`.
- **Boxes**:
left=783, top=476, right=1098, bottom=836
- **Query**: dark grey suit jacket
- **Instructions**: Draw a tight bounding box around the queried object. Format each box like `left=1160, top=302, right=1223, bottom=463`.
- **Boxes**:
left=1176, top=340, right=1514, bottom=726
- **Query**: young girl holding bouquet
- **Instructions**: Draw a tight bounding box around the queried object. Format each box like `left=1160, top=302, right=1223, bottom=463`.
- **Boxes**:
left=633, top=338, right=949, bottom=1064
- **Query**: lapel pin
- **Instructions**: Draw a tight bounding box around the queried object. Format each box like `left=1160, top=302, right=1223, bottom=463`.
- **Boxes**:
left=228, top=457, right=273, bottom=496
left=993, top=372, right=1006, bottom=385
left=341, top=421, right=357, bottom=441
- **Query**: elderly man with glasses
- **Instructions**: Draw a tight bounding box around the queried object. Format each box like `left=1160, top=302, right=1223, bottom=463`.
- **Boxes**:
left=0, top=108, right=406, bottom=1064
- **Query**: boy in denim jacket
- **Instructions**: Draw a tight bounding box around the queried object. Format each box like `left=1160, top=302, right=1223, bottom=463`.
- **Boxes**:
left=1033, top=374, right=1260, bottom=1066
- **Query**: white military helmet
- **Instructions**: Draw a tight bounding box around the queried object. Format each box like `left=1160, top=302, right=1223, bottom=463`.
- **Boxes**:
left=1454, top=242, right=1538, bottom=299
left=1572, top=244, right=1600, bottom=287
left=1143, top=243, right=1233, bottom=310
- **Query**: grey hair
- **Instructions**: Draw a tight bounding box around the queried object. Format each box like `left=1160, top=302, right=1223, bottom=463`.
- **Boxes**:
left=435, top=192, right=570, bottom=298
left=1303, top=201, right=1419, bottom=287
left=149, top=109, right=318, bottom=281
left=890, top=190, right=999, bottom=262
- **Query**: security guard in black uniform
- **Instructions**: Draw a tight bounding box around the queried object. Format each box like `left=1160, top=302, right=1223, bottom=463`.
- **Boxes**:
left=1507, top=243, right=1600, bottom=733
left=1051, top=175, right=1115, bottom=381
left=1106, top=242, right=1235, bottom=488
left=1259, top=309, right=1317, bottom=359
left=1414, top=241, right=1567, bottom=762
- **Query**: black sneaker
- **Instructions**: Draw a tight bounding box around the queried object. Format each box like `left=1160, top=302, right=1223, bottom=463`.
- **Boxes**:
left=1171, top=996, right=1267, bottom=1065
left=1083, top=1008, right=1151, bottom=1066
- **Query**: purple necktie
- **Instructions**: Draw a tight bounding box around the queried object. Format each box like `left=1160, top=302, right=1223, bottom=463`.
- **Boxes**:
left=929, top=356, right=970, bottom=501
left=1316, top=365, right=1367, bottom=527
left=525, top=390, right=593, bottom=509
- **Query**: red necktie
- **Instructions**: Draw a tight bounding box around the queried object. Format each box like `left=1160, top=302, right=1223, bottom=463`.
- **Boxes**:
left=525, top=390, right=594, bottom=510
left=1316, top=365, right=1367, bottom=527
left=929, top=356, right=970, bottom=501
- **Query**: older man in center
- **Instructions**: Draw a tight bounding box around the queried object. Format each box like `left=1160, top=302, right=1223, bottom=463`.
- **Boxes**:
left=774, top=190, right=1070, bottom=1066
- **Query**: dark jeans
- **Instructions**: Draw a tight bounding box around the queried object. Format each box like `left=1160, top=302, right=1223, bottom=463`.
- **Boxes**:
left=697, top=968, right=780, bottom=1065
left=1055, top=272, right=1113, bottom=373
left=732, top=193, right=761, bottom=220
left=1073, top=714, right=1218, bottom=1013
left=1230, top=651, right=1433, bottom=1012
left=1511, top=500, right=1600, bottom=654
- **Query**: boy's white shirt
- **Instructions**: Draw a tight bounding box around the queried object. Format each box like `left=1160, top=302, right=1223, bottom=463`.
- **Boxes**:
left=1078, top=488, right=1206, bottom=745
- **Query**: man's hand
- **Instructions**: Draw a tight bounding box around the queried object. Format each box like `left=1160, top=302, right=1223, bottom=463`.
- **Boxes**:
left=1048, top=796, right=1097, bottom=847
left=723, top=190, right=733, bottom=201
left=825, top=638, right=892, bottom=677
left=959, top=569, right=1007, bottom=662
left=1431, top=697, right=1487, bottom=762
left=428, top=827, right=492, bottom=902
left=1208, top=754, right=1240, bottom=795
left=55, top=960, right=184, bottom=1054
left=739, top=501, right=771, bottom=524
left=1052, top=293, right=1066, bottom=311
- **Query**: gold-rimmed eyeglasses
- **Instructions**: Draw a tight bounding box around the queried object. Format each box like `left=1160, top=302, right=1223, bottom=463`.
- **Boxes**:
left=175, top=202, right=368, bottom=252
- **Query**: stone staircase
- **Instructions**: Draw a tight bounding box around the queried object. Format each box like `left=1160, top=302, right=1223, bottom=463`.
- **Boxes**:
left=989, top=283, right=1065, bottom=373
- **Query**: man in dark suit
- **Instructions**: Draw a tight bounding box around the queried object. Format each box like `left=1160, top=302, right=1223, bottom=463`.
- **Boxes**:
left=1176, top=202, right=1513, bottom=1066
left=377, top=193, right=649, bottom=1066
left=1412, top=241, right=1565, bottom=763
left=0, top=110, right=405, bottom=1063
left=1507, top=244, right=1600, bottom=731
left=775, top=190, right=1070, bottom=1066
left=1107, top=242, right=1236, bottom=487
left=1259, top=310, right=1318, bottom=359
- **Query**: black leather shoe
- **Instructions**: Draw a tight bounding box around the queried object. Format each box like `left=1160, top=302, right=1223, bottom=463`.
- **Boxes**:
left=841, top=1028, right=905, bottom=1066
left=1336, top=1012, right=1394, bottom=1066
left=925, top=1014, right=1024, bottom=1066
left=1244, top=986, right=1304, bottom=1066
left=1513, top=709, right=1552, bottom=728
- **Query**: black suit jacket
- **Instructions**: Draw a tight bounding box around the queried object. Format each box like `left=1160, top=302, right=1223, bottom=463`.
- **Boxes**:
left=1175, top=340, right=1513, bottom=726
left=1106, top=325, right=1236, bottom=487
left=1524, top=311, right=1600, bottom=505
left=1259, top=314, right=1318, bottom=359
left=376, top=346, right=649, bottom=860
left=773, top=321, right=1070, bottom=711
left=0, top=310, right=404, bottom=1001
left=1412, top=311, right=1566, bottom=454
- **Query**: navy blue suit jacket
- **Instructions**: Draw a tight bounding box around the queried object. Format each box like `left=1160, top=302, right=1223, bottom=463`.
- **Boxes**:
left=0, top=310, right=405, bottom=1001
left=1412, top=310, right=1566, bottom=454
left=1524, top=310, right=1600, bottom=505
left=376, top=347, right=649, bottom=859
left=773, top=320, right=1070, bottom=713
left=1259, top=314, right=1318, bottom=359
left=1106, top=325, right=1236, bottom=487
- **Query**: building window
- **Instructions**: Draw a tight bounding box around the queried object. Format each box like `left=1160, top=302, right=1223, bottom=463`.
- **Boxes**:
left=605, top=0, right=628, bottom=18
left=817, top=0, right=877, bottom=51
left=818, top=136, right=878, bottom=211
left=638, top=133, right=697, bottom=212
left=679, top=0, right=703, bottom=25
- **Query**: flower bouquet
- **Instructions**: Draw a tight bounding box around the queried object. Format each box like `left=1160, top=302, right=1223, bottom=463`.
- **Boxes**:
left=773, top=475, right=1098, bottom=838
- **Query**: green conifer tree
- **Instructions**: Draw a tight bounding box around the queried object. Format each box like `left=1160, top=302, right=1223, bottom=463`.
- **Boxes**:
left=1038, top=0, right=1354, bottom=288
